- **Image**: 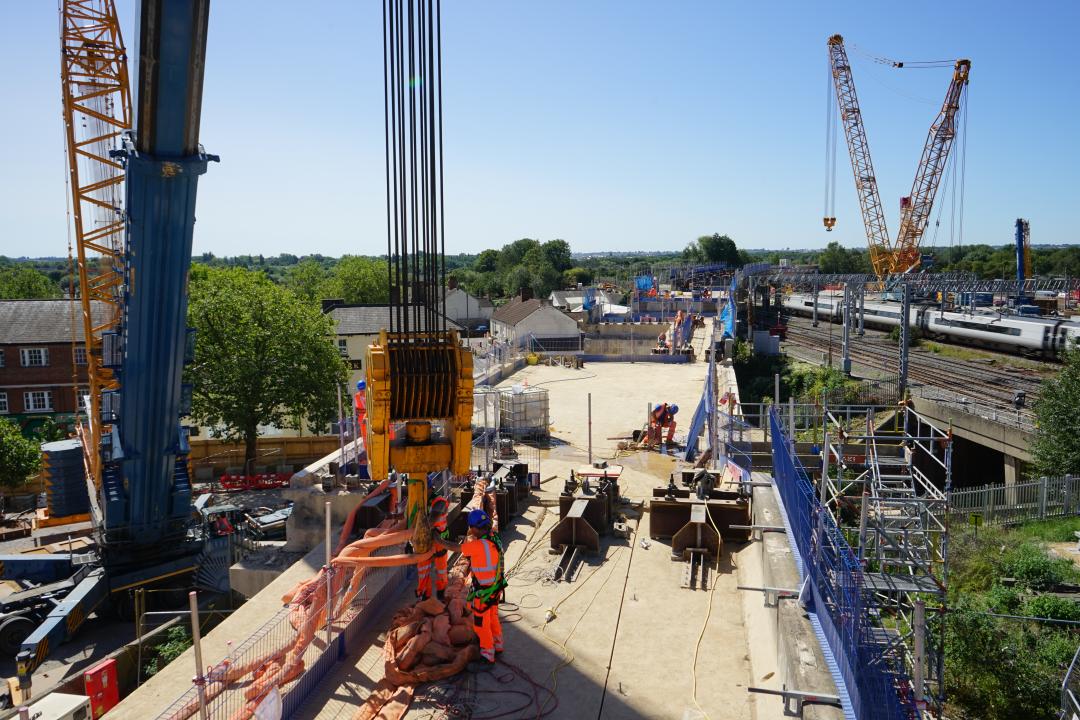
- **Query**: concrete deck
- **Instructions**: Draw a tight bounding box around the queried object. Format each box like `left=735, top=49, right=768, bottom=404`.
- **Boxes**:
left=296, top=359, right=783, bottom=720
left=111, top=351, right=836, bottom=719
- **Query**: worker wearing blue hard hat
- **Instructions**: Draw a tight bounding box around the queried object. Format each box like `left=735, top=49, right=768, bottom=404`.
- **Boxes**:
left=354, top=380, right=367, bottom=438
left=649, top=402, right=679, bottom=447
left=438, top=507, right=506, bottom=665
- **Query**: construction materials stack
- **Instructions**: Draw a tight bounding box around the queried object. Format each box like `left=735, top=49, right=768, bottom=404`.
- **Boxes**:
left=41, top=439, right=90, bottom=519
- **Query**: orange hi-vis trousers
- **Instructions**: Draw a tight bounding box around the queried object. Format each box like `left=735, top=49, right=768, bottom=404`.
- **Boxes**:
left=416, top=551, right=448, bottom=598
left=471, top=595, right=503, bottom=661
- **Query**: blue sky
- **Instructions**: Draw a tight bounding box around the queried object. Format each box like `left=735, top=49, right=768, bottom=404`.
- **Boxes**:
left=1, top=0, right=1077, bottom=258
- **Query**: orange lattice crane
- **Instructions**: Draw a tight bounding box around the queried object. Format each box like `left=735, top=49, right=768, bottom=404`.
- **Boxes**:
left=826, top=34, right=970, bottom=279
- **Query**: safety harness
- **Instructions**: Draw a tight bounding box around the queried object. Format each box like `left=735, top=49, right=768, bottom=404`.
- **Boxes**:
left=468, top=531, right=507, bottom=606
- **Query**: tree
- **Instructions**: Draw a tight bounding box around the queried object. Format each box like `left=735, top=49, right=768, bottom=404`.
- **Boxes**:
left=318, top=256, right=390, bottom=304
left=540, top=240, right=573, bottom=272
left=521, top=247, right=562, bottom=297
left=285, top=258, right=331, bottom=304
left=684, top=233, right=741, bottom=266
left=474, top=249, right=499, bottom=274
left=817, top=241, right=863, bottom=274
left=496, top=238, right=541, bottom=273
left=0, top=265, right=61, bottom=299
left=0, top=417, right=40, bottom=490
left=186, top=266, right=349, bottom=467
left=1032, top=343, right=1080, bottom=476
left=563, top=267, right=594, bottom=287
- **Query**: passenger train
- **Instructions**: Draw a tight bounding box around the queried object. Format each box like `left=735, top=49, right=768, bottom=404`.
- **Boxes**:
left=782, top=292, right=1080, bottom=358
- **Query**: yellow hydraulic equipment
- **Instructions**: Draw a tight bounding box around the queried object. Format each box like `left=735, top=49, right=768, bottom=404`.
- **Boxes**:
left=365, top=330, right=474, bottom=481
left=825, top=34, right=970, bottom=279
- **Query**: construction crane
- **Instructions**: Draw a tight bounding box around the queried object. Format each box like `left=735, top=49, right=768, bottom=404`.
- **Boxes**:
left=1, top=0, right=216, bottom=695
left=825, top=34, right=970, bottom=279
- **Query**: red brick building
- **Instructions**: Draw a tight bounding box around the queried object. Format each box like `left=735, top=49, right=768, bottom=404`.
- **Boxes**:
left=0, top=300, right=105, bottom=432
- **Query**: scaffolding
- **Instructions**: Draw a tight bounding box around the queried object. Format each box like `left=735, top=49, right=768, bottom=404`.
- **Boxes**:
left=815, top=401, right=952, bottom=717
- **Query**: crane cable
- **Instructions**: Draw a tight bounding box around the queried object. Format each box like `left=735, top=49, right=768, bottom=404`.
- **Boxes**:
left=848, top=42, right=956, bottom=69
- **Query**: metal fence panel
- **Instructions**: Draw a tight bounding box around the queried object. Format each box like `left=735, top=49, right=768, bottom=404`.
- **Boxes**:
left=770, top=407, right=919, bottom=720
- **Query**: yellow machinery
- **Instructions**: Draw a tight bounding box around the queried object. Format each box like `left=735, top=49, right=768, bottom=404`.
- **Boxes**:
left=365, top=330, right=474, bottom=480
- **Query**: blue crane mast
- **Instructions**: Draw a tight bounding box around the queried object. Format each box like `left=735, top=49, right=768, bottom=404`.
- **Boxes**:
left=1, top=0, right=216, bottom=696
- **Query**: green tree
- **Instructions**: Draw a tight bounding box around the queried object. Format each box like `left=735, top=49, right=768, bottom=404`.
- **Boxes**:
left=496, top=238, right=541, bottom=273
left=0, top=417, right=40, bottom=490
left=186, top=266, right=349, bottom=466
left=521, top=247, right=562, bottom=297
left=474, top=249, right=500, bottom=274
left=684, top=233, right=740, bottom=266
left=817, top=241, right=863, bottom=274
left=1032, top=343, right=1080, bottom=476
left=562, top=267, right=594, bottom=286
left=318, top=256, right=390, bottom=304
left=0, top=265, right=61, bottom=299
left=285, top=258, right=331, bottom=303
left=540, top=239, right=573, bottom=272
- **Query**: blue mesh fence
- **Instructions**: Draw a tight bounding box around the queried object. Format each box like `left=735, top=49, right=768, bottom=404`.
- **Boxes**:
left=769, top=407, right=920, bottom=720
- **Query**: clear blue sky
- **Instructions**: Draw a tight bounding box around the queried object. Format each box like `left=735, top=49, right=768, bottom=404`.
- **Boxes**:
left=1, top=0, right=1077, bottom=258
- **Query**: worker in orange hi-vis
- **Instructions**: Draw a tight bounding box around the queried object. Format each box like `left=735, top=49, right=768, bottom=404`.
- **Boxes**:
left=438, top=509, right=506, bottom=666
left=416, top=495, right=450, bottom=600
left=353, top=380, right=367, bottom=438
left=649, top=403, right=679, bottom=446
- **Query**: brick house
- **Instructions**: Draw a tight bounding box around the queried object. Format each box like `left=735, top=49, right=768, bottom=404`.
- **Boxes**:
left=0, top=300, right=105, bottom=431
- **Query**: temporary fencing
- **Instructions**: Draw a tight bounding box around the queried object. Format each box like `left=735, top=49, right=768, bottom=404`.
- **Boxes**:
left=769, top=407, right=920, bottom=720
left=949, top=475, right=1080, bottom=526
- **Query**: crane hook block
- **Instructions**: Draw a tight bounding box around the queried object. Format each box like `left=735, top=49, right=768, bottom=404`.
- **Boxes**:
left=364, top=330, right=474, bottom=480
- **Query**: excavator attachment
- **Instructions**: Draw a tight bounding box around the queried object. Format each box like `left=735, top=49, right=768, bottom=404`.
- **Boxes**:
left=365, top=330, right=474, bottom=480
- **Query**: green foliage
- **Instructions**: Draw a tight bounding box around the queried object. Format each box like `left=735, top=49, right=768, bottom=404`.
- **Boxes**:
left=1032, top=343, right=1080, bottom=477
left=816, top=241, right=868, bottom=274
left=186, top=266, right=349, bottom=464
left=32, top=417, right=69, bottom=444
left=0, top=264, right=61, bottom=299
left=562, top=267, right=594, bottom=287
left=144, top=625, right=192, bottom=677
left=0, top=417, right=40, bottom=490
left=683, top=233, right=740, bottom=266
left=1010, top=516, right=1080, bottom=543
left=317, top=255, right=390, bottom=305
left=886, top=325, right=921, bottom=347
left=984, top=584, right=1023, bottom=614
left=285, top=258, right=332, bottom=303
left=1023, top=594, right=1080, bottom=622
left=1001, top=543, right=1079, bottom=590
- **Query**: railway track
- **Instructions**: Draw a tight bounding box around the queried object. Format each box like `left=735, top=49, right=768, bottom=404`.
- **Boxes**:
left=781, top=320, right=1046, bottom=414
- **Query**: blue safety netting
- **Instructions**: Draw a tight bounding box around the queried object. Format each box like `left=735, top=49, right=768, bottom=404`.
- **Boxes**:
left=769, top=407, right=920, bottom=720
left=635, top=275, right=654, bottom=292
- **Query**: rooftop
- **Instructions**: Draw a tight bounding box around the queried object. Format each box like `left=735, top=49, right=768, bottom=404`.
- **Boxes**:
left=324, top=303, right=463, bottom=335
left=0, top=299, right=108, bottom=345
left=490, top=297, right=544, bottom=325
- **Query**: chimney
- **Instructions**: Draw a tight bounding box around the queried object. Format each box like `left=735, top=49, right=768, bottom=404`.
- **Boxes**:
left=518, top=287, right=533, bottom=302
left=321, top=298, right=345, bottom=313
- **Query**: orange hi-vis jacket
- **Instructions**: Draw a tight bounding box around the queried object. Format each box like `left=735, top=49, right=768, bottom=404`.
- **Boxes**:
left=461, top=537, right=501, bottom=587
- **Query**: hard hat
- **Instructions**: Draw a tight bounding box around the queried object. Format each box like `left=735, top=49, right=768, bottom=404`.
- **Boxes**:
left=670, top=404, right=679, bottom=414
left=467, top=509, right=492, bottom=529
left=357, top=380, right=366, bottom=391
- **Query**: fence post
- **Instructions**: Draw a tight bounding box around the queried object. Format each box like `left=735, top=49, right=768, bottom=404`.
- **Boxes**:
left=984, top=486, right=992, bottom=525
left=1039, top=478, right=1048, bottom=520
left=1067, top=475, right=1075, bottom=516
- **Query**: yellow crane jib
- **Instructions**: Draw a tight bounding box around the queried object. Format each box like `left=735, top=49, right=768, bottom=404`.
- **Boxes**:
left=365, top=329, right=474, bottom=480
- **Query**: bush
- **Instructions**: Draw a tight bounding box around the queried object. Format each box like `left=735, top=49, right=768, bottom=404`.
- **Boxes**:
left=1001, top=543, right=1079, bottom=590
left=984, top=584, right=1023, bottom=614
left=1023, top=594, right=1080, bottom=622
left=144, top=625, right=192, bottom=677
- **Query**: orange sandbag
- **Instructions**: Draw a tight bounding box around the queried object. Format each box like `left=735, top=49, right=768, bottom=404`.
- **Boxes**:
left=383, top=634, right=476, bottom=687
left=448, top=623, right=475, bottom=645
left=431, top=615, right=451, bottom=646
left=448, top=597, right=467, bottom=623
left=420, top=641, right=455, bottom=663
left=389, top=620, right=422, bottom=652
left=351, top=680, right=414, bottom=720
left=396, top=629, right=431, bottom=672
left=415, top=596, right=446, bottom=616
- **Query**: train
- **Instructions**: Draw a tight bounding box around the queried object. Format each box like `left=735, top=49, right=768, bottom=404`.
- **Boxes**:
left=782, top=292, right=1080, bottom=358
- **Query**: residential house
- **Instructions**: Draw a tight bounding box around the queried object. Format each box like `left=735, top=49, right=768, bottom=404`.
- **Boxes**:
left=0, top=300, right=105, bottom=431
left=489, top=298, right=581, bottom=351
left=442, top=286, right=493, bottom=332
left=322, top=301, right=464, bottom=387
